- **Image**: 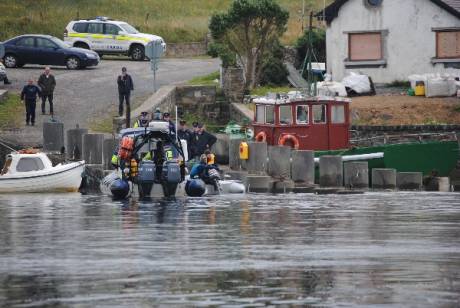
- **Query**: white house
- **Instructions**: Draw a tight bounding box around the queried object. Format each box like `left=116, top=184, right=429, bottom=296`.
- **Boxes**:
left=320, top=0, right=460, bottom=83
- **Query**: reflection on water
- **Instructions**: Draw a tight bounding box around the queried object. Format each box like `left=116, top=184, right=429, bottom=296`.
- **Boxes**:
left=0, top=192, right=459, bottom=307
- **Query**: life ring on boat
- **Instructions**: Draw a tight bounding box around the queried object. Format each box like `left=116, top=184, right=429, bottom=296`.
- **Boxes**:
left=18, top=148, right=39, bottom=154
left=118, top=137, right=134, bottom=160
left=255, top=131, right=267, bottom=143
left=278, top=134, right=300, bottom=149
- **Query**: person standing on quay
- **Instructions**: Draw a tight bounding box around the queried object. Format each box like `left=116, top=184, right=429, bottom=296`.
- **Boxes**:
left=38, top=67, right=56, bottom=116
left=117, top=67, right=134, bottom=118
left=21, top=79, right=41, bottom=126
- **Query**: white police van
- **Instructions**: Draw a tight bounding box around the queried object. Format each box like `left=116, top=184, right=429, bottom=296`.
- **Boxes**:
left=64, top=17, right=166, bottom=61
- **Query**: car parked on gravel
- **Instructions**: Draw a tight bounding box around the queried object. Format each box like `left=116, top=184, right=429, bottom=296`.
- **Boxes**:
left=2, top=34, right=100, bottom=69
left=64, top=16, right=166, bottom=61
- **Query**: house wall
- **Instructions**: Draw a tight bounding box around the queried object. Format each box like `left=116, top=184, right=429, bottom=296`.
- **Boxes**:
left=326, top=0, right=460, bottom=83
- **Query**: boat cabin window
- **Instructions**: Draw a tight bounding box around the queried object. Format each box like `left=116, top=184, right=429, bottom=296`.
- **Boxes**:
left=313, top=105, right=327, bottom=124
left=279, top=106, right=292, bottom=125
left=265, top=105, right=275, bottom=124
left=331, top=105, right=345, bottom=124
left=16, top=157, right=45, bottom=172
left=296, top=105, right=309, bottom=124
left=255, top=105, right=265, bottom=123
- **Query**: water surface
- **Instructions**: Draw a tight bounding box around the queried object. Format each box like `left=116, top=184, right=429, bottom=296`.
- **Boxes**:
left=0, top=192, right=459, bottom=307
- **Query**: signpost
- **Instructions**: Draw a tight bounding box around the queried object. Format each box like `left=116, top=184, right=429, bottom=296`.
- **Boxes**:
left=145, top=40, right=165, bottom=92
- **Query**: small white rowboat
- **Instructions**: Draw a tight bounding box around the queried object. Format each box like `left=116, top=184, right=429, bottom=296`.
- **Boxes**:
left=0, top=152, right=85, bottom=193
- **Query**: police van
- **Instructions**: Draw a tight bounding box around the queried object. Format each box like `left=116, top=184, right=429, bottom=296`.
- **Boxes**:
left=64, top=17, right=166, bottom=61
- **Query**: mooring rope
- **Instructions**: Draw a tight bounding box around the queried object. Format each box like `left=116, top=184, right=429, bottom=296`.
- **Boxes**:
left=0, top=139, right=18, bottom=153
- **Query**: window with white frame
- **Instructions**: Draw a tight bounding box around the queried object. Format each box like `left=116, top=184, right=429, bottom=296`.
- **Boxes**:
left=256, top=105, right=265, bottom=123
left=279, top=105, right=292, bottom=125
left=331, top=105, right=345, bottom=124
left=313, top=105, right=327, bottom=124
left=265, top=105, right=275, bottom=124
left=296, top=105, right=309, bottom=124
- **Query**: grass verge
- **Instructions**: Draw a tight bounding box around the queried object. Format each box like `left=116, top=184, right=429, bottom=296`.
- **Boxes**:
left=0, top=0, right=333, bottom=44
left=187, top=71, right=220, bottom=86
left=0, top=93, right=24, bottom=130
left=250, top=86, right=292, bottom=96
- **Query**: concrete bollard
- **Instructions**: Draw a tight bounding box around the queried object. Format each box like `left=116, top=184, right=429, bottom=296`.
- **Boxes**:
left=103, top=138, right=119, bottom=170
left=344, top=161, right=369, bottom=189
left=82, top=133, right=104, bottom=165
left=319, top=155, right=343, bottom=187
left=291, top=150, right=315, bottom=184
left=372, top=168, right=397, bottom=190
left=43, top=121, right=64, bottom=152
left=267, top=145, right=291, bottom=178
left=66, top=125, right=88, bottom=160
left=246, top=175, right=271, bottom=193
left=211, top=134, right=229, bottom=165
left=397, top=172, right=423, bottom=190
left=229, top=138, right=243, bottom=170
left=247, top=142, right=268, bottom=175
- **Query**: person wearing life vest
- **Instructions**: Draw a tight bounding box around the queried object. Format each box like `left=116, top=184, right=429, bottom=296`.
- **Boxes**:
left=190, top=154, right=220, bottom=190
left=133, top=111, right=150, bottom=128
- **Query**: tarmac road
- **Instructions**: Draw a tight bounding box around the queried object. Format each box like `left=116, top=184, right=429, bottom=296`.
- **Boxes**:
left=2, top=57, right=220, bottom=144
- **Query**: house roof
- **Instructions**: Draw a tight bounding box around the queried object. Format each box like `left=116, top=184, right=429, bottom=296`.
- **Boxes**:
left=317, top=0, right=460, bottom=24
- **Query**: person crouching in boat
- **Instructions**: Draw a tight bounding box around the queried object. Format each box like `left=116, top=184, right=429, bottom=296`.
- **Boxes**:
left=190, top=153, right=220, bottom=191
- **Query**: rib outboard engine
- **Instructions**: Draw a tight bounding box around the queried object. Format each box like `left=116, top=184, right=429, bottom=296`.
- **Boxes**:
left=137, top=161, right=155, bottom=198
left=161, top=161, right=181, bottom=197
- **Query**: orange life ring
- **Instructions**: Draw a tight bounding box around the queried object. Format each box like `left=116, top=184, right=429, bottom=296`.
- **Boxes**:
left=255, top=131, right=267, bottom=143
left=278, top=134, right=300, bottom=149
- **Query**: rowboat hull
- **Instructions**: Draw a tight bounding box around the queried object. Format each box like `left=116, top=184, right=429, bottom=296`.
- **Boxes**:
left=0, top=161, right=85, bottom=193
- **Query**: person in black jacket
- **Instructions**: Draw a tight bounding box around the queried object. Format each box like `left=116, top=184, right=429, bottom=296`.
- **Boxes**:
left=190, top=123, right=217, bottom=160
left=117, top=67, right=134, bottom=116
left=21, top=79, right=41, bottom=126
left=38, top=67, right=56, bottom=115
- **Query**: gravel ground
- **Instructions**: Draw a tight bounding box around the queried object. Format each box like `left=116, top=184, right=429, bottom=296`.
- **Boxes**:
left=1, top=57, right=220, bottom=145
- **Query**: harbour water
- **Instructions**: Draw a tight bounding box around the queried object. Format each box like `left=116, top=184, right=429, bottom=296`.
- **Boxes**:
left=0, top=192, right=459, bottom=307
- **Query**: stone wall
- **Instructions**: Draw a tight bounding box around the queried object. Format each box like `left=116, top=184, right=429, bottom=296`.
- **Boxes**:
left=222, top=67, right=245, bottom=104
left=165, top=41, right=208, bottom=58
left=351, top=125, right=460, bottom=146
left=176, top=85, right=228, bottom=121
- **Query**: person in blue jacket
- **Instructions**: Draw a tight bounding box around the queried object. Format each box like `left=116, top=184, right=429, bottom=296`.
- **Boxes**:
left=190, top=154, right=220, bottom=190
left=20, top=79, right=41, bottom=126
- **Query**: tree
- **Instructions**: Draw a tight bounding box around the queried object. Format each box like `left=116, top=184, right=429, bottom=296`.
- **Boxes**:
left=209, top=0, right=289, bottom=90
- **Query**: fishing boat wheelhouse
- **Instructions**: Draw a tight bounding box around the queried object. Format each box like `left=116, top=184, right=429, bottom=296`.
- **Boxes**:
left=252, top=92, right=351, bottom=151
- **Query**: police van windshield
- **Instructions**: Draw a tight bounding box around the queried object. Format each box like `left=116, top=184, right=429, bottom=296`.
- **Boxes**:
left=119, top=23, right=139, bottom=34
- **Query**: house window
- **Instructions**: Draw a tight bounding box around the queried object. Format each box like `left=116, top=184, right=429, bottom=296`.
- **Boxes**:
left=313, top=105, right=327, bottom=124
left=255, top=105, right=265, bottom=123
left=296, top=105, right=309, bottom=124
left=436, top=31, right=460, bottom=59
left=279, top=106, right=292, bottom=125
left=349, top=32, right=382, bottom=61
left=265, top=105, right=275, bottom=124
left=331, top=105, right=345, bottom=124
